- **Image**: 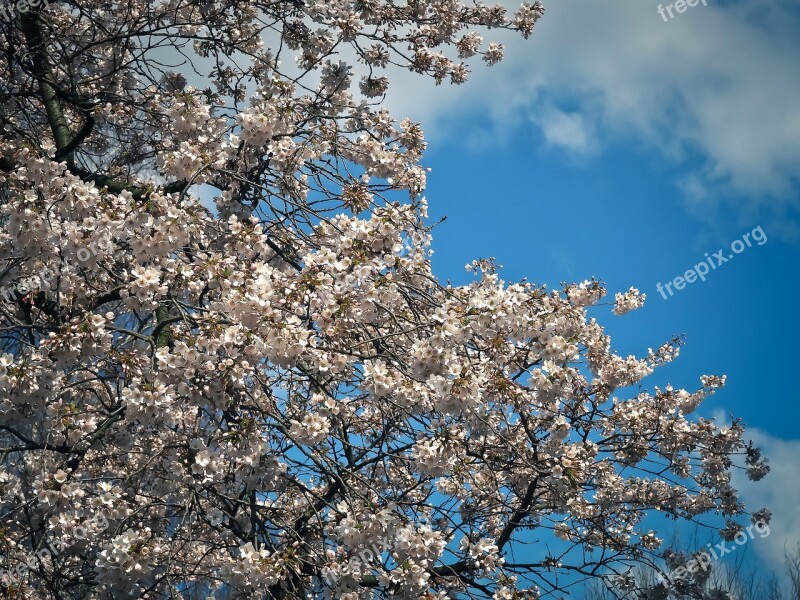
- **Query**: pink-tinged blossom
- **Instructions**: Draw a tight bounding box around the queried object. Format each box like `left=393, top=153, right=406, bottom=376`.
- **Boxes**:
left=613, top=286, right=647, bottom=315
left=0, top=1, right=767, bottom=598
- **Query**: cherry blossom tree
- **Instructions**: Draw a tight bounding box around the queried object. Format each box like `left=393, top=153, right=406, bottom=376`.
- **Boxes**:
left=0, top=0, right=769, bottom=598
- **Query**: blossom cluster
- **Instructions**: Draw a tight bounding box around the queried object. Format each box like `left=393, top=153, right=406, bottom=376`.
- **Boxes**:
left=0, top=0, right=768, bottom=598
left=0, top=154, right=768, bottom=596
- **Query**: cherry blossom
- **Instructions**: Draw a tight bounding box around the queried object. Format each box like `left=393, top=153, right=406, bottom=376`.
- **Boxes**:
left=0, top=0, right=768, bottom=598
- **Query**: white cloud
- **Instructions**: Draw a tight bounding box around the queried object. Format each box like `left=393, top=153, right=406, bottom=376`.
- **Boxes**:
left=733, top=428, right=800, bottom=570
left=712, top=410, right=800, bottom=576
left=530, top=103, right=596, bottom=155
left=383, top=0, right=800, bottom=222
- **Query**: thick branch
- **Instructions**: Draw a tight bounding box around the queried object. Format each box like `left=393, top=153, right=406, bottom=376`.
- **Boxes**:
left=5, top=12, right=187, bottom=200
left=19, top=11, right=73, bottom=160
left=0, top=154, right=188, bottom=201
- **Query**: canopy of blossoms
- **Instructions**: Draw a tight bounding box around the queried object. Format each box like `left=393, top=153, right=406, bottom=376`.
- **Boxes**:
left=0, top=0, right=768, bottom=598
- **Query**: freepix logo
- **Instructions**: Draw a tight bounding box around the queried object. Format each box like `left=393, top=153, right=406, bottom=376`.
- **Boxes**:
left=656, top=520, right=771, bottom=589
left=0, top=510, right=109, bottom=585
left=0, top=239, right=109, bottom=305
left=656, top=226, right=767, bottom=300
left=657, top=0, right=708, bottom=22
left=0, top=0, right=50, bottom=22
left=320, top=537, right=390, bottom=587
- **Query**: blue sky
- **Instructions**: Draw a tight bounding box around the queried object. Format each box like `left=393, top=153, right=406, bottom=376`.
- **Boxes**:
left=382, top=0, right=800, bottom=584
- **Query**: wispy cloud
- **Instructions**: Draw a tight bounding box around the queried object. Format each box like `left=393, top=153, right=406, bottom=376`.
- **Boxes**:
left=384, top=0, right=800, bottom=230
left=714, top=410, right=800, bottom=575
